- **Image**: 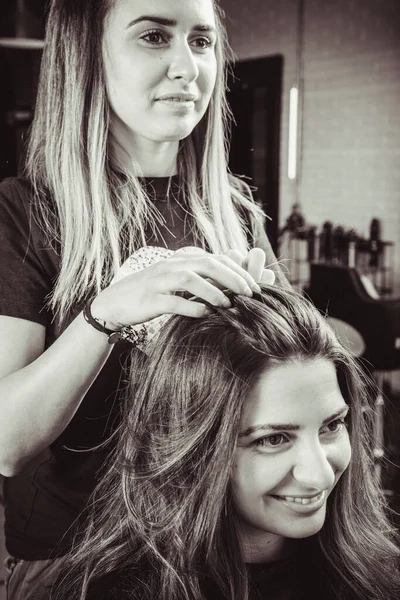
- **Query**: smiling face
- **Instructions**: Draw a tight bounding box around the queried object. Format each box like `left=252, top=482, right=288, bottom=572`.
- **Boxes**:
left=231, top=358, right=352, bottom=561
left=102, top=0, right=218, bottom=158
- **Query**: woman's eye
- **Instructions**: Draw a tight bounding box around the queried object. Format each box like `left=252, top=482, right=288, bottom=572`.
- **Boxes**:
left=192, top=36, right=214, bottom=50
left=322, top=418, right=347, bottom=434
left=254, top=433, right=287, bottom=448
left=141, top=30, right=168, bottom=45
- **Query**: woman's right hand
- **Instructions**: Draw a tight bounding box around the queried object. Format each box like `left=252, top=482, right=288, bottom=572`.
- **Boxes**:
left=90, top=248, right=261, bottom=331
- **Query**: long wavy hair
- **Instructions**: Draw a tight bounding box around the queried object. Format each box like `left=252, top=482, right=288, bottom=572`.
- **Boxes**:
left=25, top=0, right=260, bottom=319
left=53, top=286, right=400, bottom=600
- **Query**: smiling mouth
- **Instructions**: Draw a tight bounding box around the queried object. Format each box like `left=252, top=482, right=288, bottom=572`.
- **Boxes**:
left=272, top=491, right=324, bottom=505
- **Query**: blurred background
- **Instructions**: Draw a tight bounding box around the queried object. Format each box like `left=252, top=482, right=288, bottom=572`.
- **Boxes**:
left=0, top=0, right=400, bottom=596
left=221, top=0, right=400, bottom=291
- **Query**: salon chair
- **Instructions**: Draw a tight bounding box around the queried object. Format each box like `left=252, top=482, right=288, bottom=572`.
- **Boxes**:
left=306, top=263, right=400, bottom=371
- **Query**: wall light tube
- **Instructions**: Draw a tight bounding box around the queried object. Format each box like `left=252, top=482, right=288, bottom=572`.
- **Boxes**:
left=0, top=0, right=44, bottom=49
left=288, top=86, right=299, bottom=180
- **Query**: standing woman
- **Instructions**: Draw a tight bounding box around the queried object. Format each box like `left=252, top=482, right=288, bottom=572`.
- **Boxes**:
left=0, top=0, right=284, bottom=598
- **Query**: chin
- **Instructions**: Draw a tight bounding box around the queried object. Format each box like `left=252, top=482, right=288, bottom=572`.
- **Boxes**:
left=152, top=118, right=201, bottom=141
left=158, top=131, right=193, bottom=142
left=285, top=521, right=325, bottom=539
left=279, top=513, right=327, bottom=539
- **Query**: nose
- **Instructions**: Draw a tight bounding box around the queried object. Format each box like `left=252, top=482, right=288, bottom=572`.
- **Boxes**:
left=167, top=41, right=199, bottom=83
left=292, top=441, right=336, bottom=491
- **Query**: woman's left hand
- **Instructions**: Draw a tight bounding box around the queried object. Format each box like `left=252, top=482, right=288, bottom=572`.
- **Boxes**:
left=225, top=248, right=275, bottom=286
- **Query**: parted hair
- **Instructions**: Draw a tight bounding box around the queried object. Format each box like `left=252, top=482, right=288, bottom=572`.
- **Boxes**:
left=26, top=0, right=261, bottom=319
left=53, top=286, right=400, bottom=600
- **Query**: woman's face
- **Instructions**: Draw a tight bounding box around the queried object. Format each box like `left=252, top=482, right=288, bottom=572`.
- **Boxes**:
left=102, top=0, right=218, bottom=151
left=231, top=358, right=351, bottom=558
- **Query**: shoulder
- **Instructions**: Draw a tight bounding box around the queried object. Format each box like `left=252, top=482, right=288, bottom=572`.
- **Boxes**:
left=0, top=176, right=34, bottom=215
left=228, top=173, right=255, bottom=208
left=0, top=176, right=56, bottom=245
left=228, top=174, right=265, bottom=229
left=0, top=177, right=49, bottom=238
left=228, top=174, right=260, bottom=229
left=0, top=176, right=56, bottom=215
left=0, top=176, right=33, bottom=196
left=0, top=177, right=37, bottom=249
left=0, top=176, right=60, bottom=302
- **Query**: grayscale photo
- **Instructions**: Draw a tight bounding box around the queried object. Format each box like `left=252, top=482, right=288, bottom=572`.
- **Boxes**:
left=0, top=0, right=400, bottom=598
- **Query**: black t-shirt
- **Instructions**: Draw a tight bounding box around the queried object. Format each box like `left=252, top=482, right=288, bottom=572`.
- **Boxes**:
left=205, top=557, right=312, bottom=600
left=82, top=553, right=318, bottom=600
left=0, top=176, right=285, bottom=560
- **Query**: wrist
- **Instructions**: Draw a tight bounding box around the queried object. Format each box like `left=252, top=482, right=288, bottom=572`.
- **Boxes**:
left=85, top=297, right=121, bottom=334
left=83, top=297, right=149, bottom=348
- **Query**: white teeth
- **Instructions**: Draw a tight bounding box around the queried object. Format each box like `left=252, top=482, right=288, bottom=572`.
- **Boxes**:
left=281, top=492, right=323, bottom=505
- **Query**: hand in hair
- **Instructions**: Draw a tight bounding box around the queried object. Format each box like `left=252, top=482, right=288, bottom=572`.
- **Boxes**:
left=225, top=247, right=276, bottom=286
left=175, top=247, right=276, bottom=286
left=90, top=248, right=262, bottom=331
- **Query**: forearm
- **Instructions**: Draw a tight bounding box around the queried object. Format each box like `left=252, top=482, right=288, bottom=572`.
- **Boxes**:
left=0, top=312, right=113, bottom=476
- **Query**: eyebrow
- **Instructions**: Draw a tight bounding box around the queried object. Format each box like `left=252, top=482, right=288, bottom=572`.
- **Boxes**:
left=238, top=406, right=349, bottom=438
left=126, top=16, right=216, bottom=33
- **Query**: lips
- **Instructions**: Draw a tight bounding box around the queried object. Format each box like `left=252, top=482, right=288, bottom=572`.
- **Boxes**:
left=156, top=94, right=196, bottom=102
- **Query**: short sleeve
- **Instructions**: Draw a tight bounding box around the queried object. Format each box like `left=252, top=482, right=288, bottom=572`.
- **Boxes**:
left=0, top=178, right=58, bottom=325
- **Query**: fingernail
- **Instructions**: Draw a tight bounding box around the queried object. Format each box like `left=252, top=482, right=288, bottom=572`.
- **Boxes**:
left=203, top=306, right=213, bottom=316
left=244, top=285, right=253, bottom=297
left=221, top=296, right=231, bottom=308
left=261, top=269, right=276, bottom=286
left=251, top=282, right=262, bottom=293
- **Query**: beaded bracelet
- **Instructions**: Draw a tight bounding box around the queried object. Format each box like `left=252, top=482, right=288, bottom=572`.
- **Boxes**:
left=83, top=299, right=148, bottom=347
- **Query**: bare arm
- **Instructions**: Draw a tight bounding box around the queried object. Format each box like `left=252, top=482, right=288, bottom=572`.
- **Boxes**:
left=0, top=313, right=113, bottom=477
left=0, top=250, right=261, bottom=477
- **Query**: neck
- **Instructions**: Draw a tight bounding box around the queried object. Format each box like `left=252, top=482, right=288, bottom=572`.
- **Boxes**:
left=239, top=528, right=295, bottom=564
left=110, top=118, right=179, bottom=177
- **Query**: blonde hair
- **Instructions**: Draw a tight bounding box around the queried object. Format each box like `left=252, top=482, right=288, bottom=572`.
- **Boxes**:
left=25, top=0, right=261, bottom=319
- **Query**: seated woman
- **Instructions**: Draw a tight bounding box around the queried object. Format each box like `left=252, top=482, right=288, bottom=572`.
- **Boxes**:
left=53, top=286, right=400, bottom=600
